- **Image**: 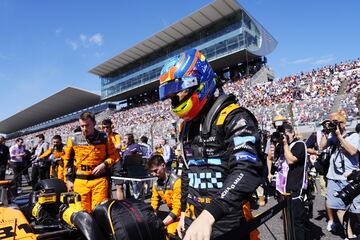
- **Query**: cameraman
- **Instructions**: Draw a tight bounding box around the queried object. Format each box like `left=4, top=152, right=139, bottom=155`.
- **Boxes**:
left=320, top=111, right=360, bottom=239
left=267, top=115, right=287, bottom=186
left=306, top=120, right=335, bottom=231
left=268, top=120, right=308, bottom=240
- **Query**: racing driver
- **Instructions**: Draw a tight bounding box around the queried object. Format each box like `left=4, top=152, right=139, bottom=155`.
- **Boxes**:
left=159, top=49, right=262, bottom=240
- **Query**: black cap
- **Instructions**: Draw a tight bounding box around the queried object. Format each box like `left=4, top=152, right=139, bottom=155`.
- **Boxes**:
left=74, top=126, right=81, bottom=133
left=356, top=123, right=360, bottom=133
left=36, top=133, right=45, bottom=140
left=321, top=119, right=331, bottom=125
left=101, top=118, right=113, bottom=126
left=283, top=123, right=294, bottom=132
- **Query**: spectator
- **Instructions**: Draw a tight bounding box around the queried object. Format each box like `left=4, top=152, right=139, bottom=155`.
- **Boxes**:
left=356, top=123, right=360, bottom=135
left=173, top=147, right=186, bottom=176
left=122, top=133, right=142, bottom=157
left=32, top=134, right=50, bottom=183
left=306, top=121, right=335, bottom=232
left=320, top=111, right=360, bottom=238
left=122, top=133, right=143, bottom=199
left=139, top=135, right=152, bottom=159
left=282, top=123, right=309, bottom=239
left=268, top=120, right=309, bottom=239
left=154, top=144, right=163, bottom=156
left=21, top=148, right=32, bottom=186
left=9, top=58, right=360, bottom=149
left=9, top=138, right=26, bottom=194
left=0, top=136, right=9, bottom=180
left=160, top=138, right=172, bottom=169
left=139, top=135, right=153, bottom=196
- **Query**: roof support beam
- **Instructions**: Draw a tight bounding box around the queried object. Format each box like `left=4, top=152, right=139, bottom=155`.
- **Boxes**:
left=147, top=39, right=162, bottom=48
left=169, top=26, right=184, bottom=37
left=89, top=0, right=246, bottom=77
left=210, top=4, right=225, bottom=17
left=199, top=10, right=213, bottom=23
left=188, top=16, right=203, bottom=28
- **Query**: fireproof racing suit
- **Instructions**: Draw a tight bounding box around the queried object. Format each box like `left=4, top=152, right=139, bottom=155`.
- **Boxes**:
left=107, top=132, right=123, bottom=185
left=108, top=132, right=121, bottom=149
left=180, top=94, right=262, bottom=239
left=151, top=172, right=181, bottom=236
left=38, top=144, right=66, bottom=181
left=65, top=130, right=119, bottom=212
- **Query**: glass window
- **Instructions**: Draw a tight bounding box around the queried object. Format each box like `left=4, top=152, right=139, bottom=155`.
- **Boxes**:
left=216, top=41, right=227, bottom=55
left=101, top=14, right=248, bottom=98
left=243, top=13, right=252, bottom=30
left=205, top=46, right=215, bottom=58
left=227, top=36, right=239, bottom=51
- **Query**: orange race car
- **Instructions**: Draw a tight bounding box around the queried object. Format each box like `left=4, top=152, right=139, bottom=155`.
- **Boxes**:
left=0, top=178, right=166, bottom=240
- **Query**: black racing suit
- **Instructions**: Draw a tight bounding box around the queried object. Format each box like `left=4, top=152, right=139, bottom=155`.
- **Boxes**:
left=180, top=95, right=262, bottom=239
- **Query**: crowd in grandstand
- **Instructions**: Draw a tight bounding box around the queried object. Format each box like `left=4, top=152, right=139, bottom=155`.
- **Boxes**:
left=5, top=58, right=359, bottom=153
left=223, top=58, right=360, bottom=126
left=1, top=56, right=360, bottom=240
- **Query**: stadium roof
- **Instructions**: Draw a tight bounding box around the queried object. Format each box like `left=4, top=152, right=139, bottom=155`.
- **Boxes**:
left=90, top=0, right=245, bottom=77
left=0, top=87, right=100, bottom=134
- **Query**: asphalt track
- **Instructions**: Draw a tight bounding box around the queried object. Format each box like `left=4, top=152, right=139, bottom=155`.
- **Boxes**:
left=253, top=180, right=358, bottom=240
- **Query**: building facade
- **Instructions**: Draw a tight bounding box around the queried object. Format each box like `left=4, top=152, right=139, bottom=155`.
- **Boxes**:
left=90, top=0, right=277, bottom=103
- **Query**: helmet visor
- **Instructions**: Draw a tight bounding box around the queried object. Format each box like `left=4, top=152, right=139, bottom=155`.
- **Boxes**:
left=159, top=76, right=198, bottom=100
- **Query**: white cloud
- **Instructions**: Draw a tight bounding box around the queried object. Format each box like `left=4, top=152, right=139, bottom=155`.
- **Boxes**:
left=291, top=57, right=314, bottom=64
left=89, top=33, right=103, bottom=46
left=80, top=34, right=87, bottom=42
left=67, top=33, right=104, bottom=50
left=312, top=55, right=335, bottom=65
left=66, top=40, right=79, bottom=50
left=286, top=55, right=335, bottom=66
left=94, top=51, right=104, bottom=57
left=55, top=28, right=63, bottom=36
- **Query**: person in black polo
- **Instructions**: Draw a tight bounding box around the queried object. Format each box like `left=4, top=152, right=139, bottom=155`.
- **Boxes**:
left=0, top=136, right=9, bottom=180
left=281, top=123, right=308, bottom=240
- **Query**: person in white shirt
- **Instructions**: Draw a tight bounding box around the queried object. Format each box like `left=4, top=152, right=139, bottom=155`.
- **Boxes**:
left=9, top=138, right=26, bottom=193
left=31, top=134, right=50, bottom=184
left=161, top=139, right=172, bottom=169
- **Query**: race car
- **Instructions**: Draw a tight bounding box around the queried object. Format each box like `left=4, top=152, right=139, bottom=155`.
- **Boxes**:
left=0, top=179, right=166, bottom=240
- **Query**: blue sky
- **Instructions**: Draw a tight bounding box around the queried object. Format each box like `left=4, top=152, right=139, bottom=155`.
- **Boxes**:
left=0, top=0, right=359, bottom=121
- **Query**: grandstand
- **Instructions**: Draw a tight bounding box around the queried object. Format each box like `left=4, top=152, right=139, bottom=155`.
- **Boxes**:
left=0, top=87, right=101, bottom=138
left=89, top=0, right=277, bottom=106
left=13, top=58, right=358, bottom=147
left=2, top=0, right=359, bottom=146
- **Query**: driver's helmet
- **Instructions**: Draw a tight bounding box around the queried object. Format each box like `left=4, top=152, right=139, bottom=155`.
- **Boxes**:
left=159, top=49, right=217, bottom=122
